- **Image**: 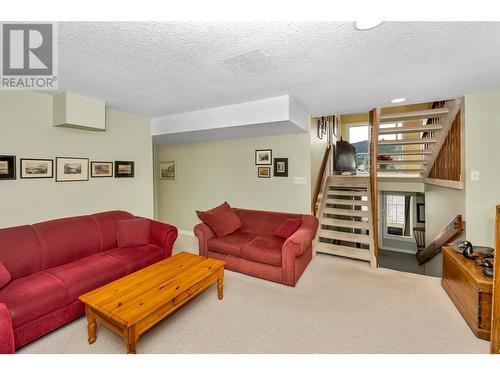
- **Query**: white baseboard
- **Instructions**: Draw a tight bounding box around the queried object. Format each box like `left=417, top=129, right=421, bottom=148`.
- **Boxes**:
left=179, top=229, right=195, bottom=237
left=380, top=246, right=417, bottom=255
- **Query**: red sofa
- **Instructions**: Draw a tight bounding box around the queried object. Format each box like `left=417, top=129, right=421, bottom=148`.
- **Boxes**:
left=0, top=210, right=177, bottom=354
left=194, top=208, right=318, bottom=286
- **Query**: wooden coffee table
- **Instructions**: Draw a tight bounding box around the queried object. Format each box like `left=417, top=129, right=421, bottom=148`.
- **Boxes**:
left=79, top=252, right=225, bottom=354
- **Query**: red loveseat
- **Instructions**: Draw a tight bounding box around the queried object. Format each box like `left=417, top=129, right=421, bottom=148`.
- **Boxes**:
left=194, top=208, right=318, bottom=286
left=0, top=210, right=177, bottom=354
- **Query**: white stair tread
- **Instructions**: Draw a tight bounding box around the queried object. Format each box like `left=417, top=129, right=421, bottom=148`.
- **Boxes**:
left=377, top=159, right=428, bottom=165
left=378, top=124, right=443, bottom=135
left=316, top=243, right=371, bottom=261
left=379, top=138, right=437, bottom=146
left=378, top=150, right=432, bottom=156
left=380, top=108, right=449, bottom=123
left=318, top=229, right=371, bottom=244
left=323, top=207, right=370, bottom=217
left=324, top=198, right=368, bottom=206
left=377, top=169, right=424, bottom=174
left=321, top=218, right=370, bottom=230
left=327, top=190, right=368, bottom=197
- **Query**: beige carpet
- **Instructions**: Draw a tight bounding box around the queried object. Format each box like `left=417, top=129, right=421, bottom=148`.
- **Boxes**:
left=18, top=249, right=490, bottom=354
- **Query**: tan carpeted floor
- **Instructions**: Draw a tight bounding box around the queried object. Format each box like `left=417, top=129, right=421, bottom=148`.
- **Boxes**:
left=19, top=251, right=489, bottom=354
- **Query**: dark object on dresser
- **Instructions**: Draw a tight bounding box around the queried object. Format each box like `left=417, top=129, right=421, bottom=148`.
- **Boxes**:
left=334, top=139, right=356, bottom=175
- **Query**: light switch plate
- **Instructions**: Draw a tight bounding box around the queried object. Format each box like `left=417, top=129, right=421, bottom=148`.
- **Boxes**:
left=470, top=170, right=480, bottom=181
left=293, top=177, right=307, bottom=185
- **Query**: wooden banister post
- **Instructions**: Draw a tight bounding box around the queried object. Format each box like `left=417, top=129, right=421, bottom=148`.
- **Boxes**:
left=369, top=108, right=380, bottom=267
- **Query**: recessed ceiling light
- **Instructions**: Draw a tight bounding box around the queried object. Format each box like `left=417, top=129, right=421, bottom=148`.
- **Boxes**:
left=354, top=21, right=384, bottom=31
left=390, top=98, right=406, bottom=104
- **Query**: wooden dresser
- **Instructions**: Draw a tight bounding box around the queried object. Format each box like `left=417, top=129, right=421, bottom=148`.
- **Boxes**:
left=441, top=246, right=493, bottom=341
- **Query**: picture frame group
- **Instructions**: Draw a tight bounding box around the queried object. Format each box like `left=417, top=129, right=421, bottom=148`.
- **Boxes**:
left=255, top=149, right=289, bottom=178
left=0, top=156, right=136, bottom=182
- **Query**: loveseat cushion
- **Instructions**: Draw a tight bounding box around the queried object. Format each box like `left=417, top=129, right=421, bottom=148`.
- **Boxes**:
left=0, top=263, right=11, bottom=289
left=45, top=254, right=128, bottom=300
left=208, top=231, right=258, bottom=257
left=104, top=244, right=165, bottom=274
left=0, top=272, right=69, bottom=329
left=274, top=218, right=302, bottom=240
left=117, top=218, right=150, bottom=248
left=241, top=234, right=284, bottom=267
left=196, top=201, right=242, bottom=238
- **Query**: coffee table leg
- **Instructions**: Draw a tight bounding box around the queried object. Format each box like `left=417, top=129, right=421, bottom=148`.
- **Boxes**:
left=124, top=326, right=137, bottom=354
left=217, top=268, right=224, bottom=300
left=85, top=305, right=97, bottom=345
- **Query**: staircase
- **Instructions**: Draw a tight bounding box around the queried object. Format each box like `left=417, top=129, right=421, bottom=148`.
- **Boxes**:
left=314, top=175, right=376, bottom=267
left=377, top=98, right=462, bottom=179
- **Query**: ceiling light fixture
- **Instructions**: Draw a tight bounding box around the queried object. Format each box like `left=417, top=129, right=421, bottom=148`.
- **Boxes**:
left=390, top=98, right=406, bottom=104
left=354, top=21, right=384, bottom=31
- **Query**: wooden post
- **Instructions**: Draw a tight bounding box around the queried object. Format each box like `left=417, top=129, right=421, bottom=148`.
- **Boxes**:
left=369, top=108, right=380, bottom=267
left=491, top=206, right=500, bottom=354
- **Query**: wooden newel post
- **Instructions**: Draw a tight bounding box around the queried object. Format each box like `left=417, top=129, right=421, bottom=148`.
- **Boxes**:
left=369, top=108, right=380, bottom=267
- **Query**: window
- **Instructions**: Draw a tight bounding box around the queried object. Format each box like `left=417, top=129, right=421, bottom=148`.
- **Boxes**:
left=383, top=193, right=413, bottom=238
left=348, top=124, right=368, bottom=172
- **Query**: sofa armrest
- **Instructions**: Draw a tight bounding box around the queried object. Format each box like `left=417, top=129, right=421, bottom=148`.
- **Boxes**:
left=193, top=223, right=215, bottom=257
left=281, top=215, right=319, bottom=286
left=0, top=303, right=15, bottom=354
left=283, top=215, right=319, bottom=256
left=148, top=219, right=178, bottom=257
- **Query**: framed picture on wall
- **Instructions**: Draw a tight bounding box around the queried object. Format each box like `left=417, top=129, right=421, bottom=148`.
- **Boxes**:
left=115, top=161, right=135, bottom=178
left=91, top=161, right=113, bottom=177
left=273, top=158, right=288, bottom=177
left=20, top=158, right=53, bottom=179
left=160, top=161, right=175, bottom=180
left=255, top=149, right=272, bottom=165
left=0, top=155, right=16, bottom=180
left=56, top=157, right=89, bottom=182
left=417, top=203, right=425, bottom=223
left=257, top=167, right=271, bottom=178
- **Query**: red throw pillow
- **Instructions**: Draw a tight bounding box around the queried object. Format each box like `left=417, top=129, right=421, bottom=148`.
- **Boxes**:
left=117, top=218, right=150, bottom=248
left=0, top=262, right=11, bottom=289
left=196, top=201, right=242, bottom=238
left=274, top=218, right=303, bottom=240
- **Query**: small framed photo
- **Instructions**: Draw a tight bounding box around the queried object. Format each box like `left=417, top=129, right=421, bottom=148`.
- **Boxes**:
left=160, top=161, right=175, bottom=180
left=273, top=158, right=288, bottom=177
left=20, top=158, right=53, bottom=179
left=91, top=161, right=113, bottom=178
left=257, top=167, right=271, bottom=178
left=255, top=149, right=272, bottom=165
left=417, top=203, right=426, bottom=223
left=56, top=157, right=89, bottom=182
left=0, top=155, right=16, bottom=180
left=115, top=161, right=135, bottom=178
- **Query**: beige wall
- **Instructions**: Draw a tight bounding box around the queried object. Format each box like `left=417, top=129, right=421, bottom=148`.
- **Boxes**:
left=0, top=91, right=154, bottom=227
left=464, top=90, right=500, bottom=247
left=155, top=133, right=312, bottom=232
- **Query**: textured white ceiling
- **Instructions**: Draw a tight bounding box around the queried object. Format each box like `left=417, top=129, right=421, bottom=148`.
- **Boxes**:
left=58, top=21, right=500, bottom=117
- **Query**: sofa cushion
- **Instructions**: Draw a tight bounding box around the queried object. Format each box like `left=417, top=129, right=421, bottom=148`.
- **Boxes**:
left=0, top=225, right=42, bottom=279
left=241, top=235, right=284, bottom=267
left=196, top=201, right=242, bottom=238
left=208, top=231, right=258, bottom=257
left=91, top=211, right=135, bottom=250
left=33, top=216, right=102, bottom=270
left=45, top=254, right=128, bottom=300
left=104, top=244, right=165, bottom=274
left=0, top=263, right=11, bottom=289
left=117, top=218, right=150, bottom=248
left=0, top=272, right=69, bottom=329
left=273, top=218, right=302, bottom=240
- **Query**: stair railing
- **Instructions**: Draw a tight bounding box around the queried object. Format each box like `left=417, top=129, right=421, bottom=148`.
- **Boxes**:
left=312, top=144, right=333, bottom=215
left=368, top=108, right=380, bottom=265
